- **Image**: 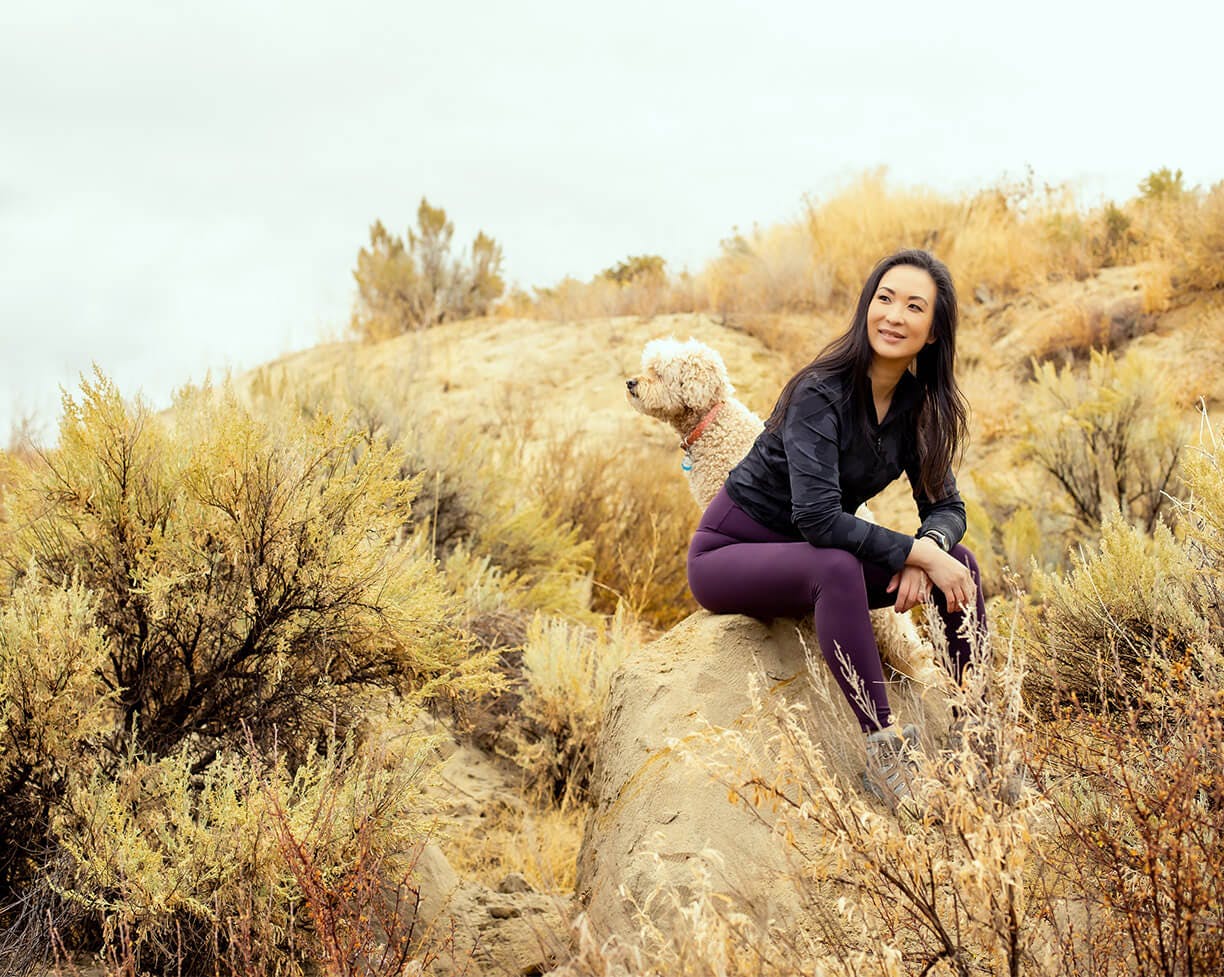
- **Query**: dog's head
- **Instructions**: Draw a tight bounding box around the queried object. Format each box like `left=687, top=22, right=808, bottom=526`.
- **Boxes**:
left=625, top=337, right=734, bottom=425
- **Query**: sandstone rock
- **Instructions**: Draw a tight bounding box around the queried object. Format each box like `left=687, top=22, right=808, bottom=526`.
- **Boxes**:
left=412, top=842, right=461, bottom=924
left=411, top=842, right=572, bottom=977
left=575, top=610, right=953, bottom=941
left=497, top=871, right=536, bottom=894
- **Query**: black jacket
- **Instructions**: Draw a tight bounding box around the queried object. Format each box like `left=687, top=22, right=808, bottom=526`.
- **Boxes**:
left=724, top=369, right=966, bottom=574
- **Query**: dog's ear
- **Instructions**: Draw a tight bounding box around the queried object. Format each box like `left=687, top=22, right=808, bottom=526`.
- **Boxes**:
left=705, top=343, right=735, bottom=398
left=678, top=339, right=734, bottom=407
left=671, top=342, right=726, bottom=409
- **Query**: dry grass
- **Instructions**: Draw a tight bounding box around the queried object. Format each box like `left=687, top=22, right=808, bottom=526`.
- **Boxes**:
left=443, top=802, right=585, bottom=895
left=529, top=428, right=697, bottom=629
left=512, top=169, right=1223, bottom=344
left=515, top=605, right=641, bottom=807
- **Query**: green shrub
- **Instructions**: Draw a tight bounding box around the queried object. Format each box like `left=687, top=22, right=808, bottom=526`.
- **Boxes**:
left=0, top=371, right=491, bottom=972
left=962, top=472, right=1067, bottom=594
left=52, top=732, right=437, bottom=977
left=1169, top=409, right=1224, bottom=631
left=2, top=370, right=488, bottom=762
left=1096, top=201, right=1138, bottom=266
left=600, top=254, right=666, bottom=286
left=0, top=573, right=113, bottom=898
left=1021, top=350, right=1185, bottom=534
left=1139, top=167, right=1187, bottom=202
left=266, top=368, right=597, bottom=623
left=1030, top=511, right=1207, bottom=706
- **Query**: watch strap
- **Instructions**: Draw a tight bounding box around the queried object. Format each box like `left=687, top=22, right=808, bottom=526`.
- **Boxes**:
left=923, top=529, right=951, bottom=552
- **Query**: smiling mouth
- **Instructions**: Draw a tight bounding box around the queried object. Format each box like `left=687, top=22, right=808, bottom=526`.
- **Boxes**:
left=879, top=329, right=905, bottom=340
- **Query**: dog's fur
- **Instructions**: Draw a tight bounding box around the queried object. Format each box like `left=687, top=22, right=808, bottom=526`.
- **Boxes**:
left=627, top=336, right=937, bottom=684
left=626, top=337, right=763, bottom=509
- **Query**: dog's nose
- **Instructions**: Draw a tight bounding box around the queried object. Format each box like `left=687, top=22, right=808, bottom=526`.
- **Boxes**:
left=626, top=379, right=637, bottom=392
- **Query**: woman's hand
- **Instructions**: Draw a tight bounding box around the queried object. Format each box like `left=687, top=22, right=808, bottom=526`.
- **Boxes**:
left=887, top=566, right=932, bottom=614
left=905, top=537, right=976, bottom=612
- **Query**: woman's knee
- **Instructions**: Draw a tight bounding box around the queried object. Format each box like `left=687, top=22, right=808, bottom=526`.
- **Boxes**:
left=686, top=543, right=725, bottom=612
left=806, top=548, right=866, bottom=603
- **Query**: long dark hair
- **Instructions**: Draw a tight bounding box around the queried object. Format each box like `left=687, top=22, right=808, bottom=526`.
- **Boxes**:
left=764, top=249, right=969, bottom=499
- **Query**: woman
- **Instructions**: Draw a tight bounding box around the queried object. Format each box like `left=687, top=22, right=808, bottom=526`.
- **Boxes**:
left=686, top=249, right=986, bottom=812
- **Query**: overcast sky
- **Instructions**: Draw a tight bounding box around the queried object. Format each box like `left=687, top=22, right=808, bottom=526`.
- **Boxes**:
left=3, top=0, right=1221, bottom=440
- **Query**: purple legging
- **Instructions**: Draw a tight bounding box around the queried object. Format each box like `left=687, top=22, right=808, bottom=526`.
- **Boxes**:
left=687, top=486, right=987, bottom=732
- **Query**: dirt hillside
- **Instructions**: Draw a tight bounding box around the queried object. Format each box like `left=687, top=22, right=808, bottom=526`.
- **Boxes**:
left=246, top=271, right=1223, bottom=540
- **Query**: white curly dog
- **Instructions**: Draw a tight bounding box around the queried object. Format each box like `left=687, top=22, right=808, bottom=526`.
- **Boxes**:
left=626, top=336, right=937, bottom=684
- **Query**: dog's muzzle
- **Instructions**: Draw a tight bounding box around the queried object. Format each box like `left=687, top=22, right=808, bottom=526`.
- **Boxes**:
left=625, top=378, right=638, bottom=397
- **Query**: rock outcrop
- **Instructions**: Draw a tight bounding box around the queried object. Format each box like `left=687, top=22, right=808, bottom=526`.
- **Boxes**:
left=399, top=718, right=576, bottom=976
left=412, top=843, right=572, bottom=976
left=575, top=610, right=952, bottom=940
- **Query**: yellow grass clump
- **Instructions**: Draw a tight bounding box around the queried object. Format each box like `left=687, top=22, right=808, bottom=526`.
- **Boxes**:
left=444, top=802, right=585, bottom=895
left=517, top=603, right=640, bottom=808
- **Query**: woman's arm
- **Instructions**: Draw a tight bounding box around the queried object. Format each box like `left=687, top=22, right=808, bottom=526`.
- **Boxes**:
left=903, top=457, right=973, bottom=610
left=784, top=380, right=916, bottom=574
left=905, top=459, right=967, bottom=551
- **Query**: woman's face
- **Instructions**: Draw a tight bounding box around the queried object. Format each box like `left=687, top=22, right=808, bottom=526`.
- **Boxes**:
left=866, top=264, right=937, bottom=368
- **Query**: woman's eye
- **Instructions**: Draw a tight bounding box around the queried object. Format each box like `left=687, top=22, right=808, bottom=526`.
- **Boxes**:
left=909, top=304, right=923, bottom=312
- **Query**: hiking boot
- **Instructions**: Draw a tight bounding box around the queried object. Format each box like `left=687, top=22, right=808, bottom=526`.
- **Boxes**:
left=862, top=724, right=922, bottom=814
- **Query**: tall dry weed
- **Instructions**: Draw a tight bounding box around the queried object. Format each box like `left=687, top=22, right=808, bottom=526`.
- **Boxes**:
left=1127, top=176, right=1224, bottom=294
left=521, top=169, right=1114, bottom=325
left=519, top=167, right=1221, bottom=334
left=517, top=604, right=640, bottom=807
left=530, top=431, right=696, bottom=629
left=1030, top=643, right=1224, bottom=976
left=445, top=801, right=584, bottom=894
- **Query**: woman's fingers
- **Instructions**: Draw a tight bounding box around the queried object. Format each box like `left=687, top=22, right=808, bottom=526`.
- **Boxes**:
left=930, top=564, right=971, bottom=612
left=893, top=567, right=931, bottom=614
left=946, top=573, right=975, bottom=613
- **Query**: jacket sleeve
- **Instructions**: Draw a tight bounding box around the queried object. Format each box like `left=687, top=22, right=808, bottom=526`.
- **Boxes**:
left=784, top=381, right=916, bottom=574
left=905, top=454, right=967, bottom=549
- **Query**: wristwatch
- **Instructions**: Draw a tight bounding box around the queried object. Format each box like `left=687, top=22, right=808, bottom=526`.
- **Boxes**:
left=922, top=529, right=951, bottom=552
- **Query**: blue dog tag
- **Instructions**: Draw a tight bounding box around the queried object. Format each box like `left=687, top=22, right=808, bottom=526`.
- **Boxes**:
left=681, top=454, right=693, bottom=472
